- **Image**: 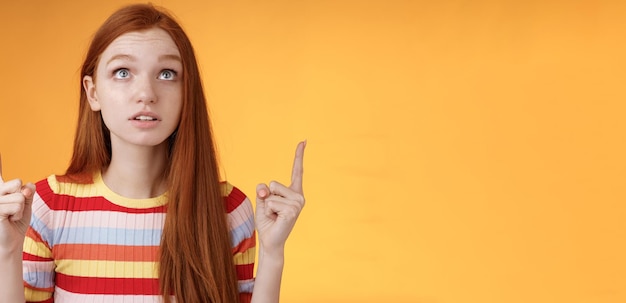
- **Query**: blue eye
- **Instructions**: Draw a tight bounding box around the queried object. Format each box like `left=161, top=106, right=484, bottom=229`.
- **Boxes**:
left=159, top=69, right=177, bottom=80
left=114, top=68, right=130, bottom=79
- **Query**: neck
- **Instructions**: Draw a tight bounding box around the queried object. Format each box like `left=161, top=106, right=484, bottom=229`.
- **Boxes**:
left=102, top=142, right=169, bottom=199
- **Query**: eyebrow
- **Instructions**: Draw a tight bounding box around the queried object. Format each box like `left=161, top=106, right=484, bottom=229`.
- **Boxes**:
left=106, top=54, right=182, bottom=65
left=106, top=54, right=135, bottom=65
left=159, top=54, right=182, bottom=62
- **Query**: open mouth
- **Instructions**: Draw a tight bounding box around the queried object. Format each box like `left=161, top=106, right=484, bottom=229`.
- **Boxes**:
left=133, top=115, right=158, bottom=121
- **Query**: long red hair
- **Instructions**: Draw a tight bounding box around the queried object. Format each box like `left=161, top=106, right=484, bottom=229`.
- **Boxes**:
left=65, top=4, right=239, bottom=303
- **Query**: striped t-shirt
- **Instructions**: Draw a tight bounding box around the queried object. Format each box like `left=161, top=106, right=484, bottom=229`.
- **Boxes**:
left=23, top=172, right=256, bottom=303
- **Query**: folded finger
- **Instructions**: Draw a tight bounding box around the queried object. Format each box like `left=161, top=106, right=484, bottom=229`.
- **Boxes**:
left=269, top=181, right=305, bottom=205
left=0, top=192, right=26, bottom=219
left=10, top=205, right=25, bottom=222
left=0, top=179, right=23, bottom=195
left=265, top=195, right=304, bottom=209
left=264, top=198, right=302, bottom=221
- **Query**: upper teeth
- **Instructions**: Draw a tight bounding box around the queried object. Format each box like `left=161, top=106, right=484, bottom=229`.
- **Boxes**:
left=135, top=116, right=156, bottom=121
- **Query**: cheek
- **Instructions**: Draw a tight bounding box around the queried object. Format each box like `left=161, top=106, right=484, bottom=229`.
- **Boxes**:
left=98, top=108, right=119, bottom=129
left=169, top=89, right=184, bottom=118
left=95, top=92, right=125, bottom=126
left=171, top=103, right=183, bottom=127
left=162, top=91, right=183, bottom=128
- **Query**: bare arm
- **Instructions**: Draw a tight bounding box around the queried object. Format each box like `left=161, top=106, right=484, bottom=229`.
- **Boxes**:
left=0, top=155, right=35, bottom=303
left=1, top=248, right=26, bottom=303
left=251, top=141, right=306, bottom=303
left=251, top=248, right=285, bottom=303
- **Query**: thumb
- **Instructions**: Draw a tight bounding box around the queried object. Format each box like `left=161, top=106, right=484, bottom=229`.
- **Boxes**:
left=22, top=182, right=36, bottom=204
left=255, top=183, right=270, bottom=214
left=11, top=183, right=35, bottom=222
left=256, top=183, right=269, bottom=204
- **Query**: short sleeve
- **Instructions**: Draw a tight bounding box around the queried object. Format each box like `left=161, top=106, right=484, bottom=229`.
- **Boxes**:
left=222, top=183, right=256, bottom=303
left=23, top=181, right=57, bottom=303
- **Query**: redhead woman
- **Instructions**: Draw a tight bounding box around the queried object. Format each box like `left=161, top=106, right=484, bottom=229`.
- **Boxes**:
left=0, top=3, right=305, bottom=303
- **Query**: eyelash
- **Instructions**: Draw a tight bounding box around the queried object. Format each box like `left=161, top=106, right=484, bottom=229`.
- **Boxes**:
left=113, top=68, right=130, bottom=78
left=159, top=69, right=177, bottom=80
left=112, top=68, right=178, bottom=80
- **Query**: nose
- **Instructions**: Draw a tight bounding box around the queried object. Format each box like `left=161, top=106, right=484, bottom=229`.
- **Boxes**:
left=135, top=76, right=157, bottom=104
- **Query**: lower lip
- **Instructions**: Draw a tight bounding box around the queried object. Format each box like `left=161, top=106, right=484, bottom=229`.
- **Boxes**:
left=130, top=120, right=160, bottom=129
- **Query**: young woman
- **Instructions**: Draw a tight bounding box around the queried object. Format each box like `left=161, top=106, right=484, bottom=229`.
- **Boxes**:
left=0, top=3, right=305, bottom=303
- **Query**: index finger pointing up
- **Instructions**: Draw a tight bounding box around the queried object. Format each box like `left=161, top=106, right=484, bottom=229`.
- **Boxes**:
left=290, top=140, right=306, bottom=193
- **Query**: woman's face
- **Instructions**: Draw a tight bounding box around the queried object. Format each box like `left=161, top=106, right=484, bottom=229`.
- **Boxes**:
left=83, top=27, right=183, bottom=151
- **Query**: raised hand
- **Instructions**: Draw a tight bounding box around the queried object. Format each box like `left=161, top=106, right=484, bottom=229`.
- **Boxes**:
left=255, top=141, right=306, bottom=256
left=0, top=154, right=36, bottom=254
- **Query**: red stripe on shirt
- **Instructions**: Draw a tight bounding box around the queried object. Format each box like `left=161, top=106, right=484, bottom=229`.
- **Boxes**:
left=224, top=186, right=247, bottom=213
left=236, top=263, right=254, bottom=280
left=232, top=234, right=255, bottom=254
left=26, top=227, right=47, bottom=244
left=53, top=244, right=158, bottom=262
left=55, top=272, right=160, bottom=295
left=240, top=292, right=252, bottom=303
left=36, top=179, right=166, bottom=214
left=23, top=252, right=52, bottom=262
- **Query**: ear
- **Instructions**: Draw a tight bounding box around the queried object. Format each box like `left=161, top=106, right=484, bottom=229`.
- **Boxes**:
left=82, top=75, right=101, bottom=111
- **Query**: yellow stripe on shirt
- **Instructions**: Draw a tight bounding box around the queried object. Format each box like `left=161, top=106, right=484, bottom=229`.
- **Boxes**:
left=57, top=259, right=159, bottom=279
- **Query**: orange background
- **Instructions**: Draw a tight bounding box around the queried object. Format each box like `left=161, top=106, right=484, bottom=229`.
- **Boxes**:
left=1, top=1, right=625, bottom=302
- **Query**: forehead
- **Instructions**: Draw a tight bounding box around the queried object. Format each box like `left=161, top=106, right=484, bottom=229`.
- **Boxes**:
left=100, top=28, right=180, bottom=60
